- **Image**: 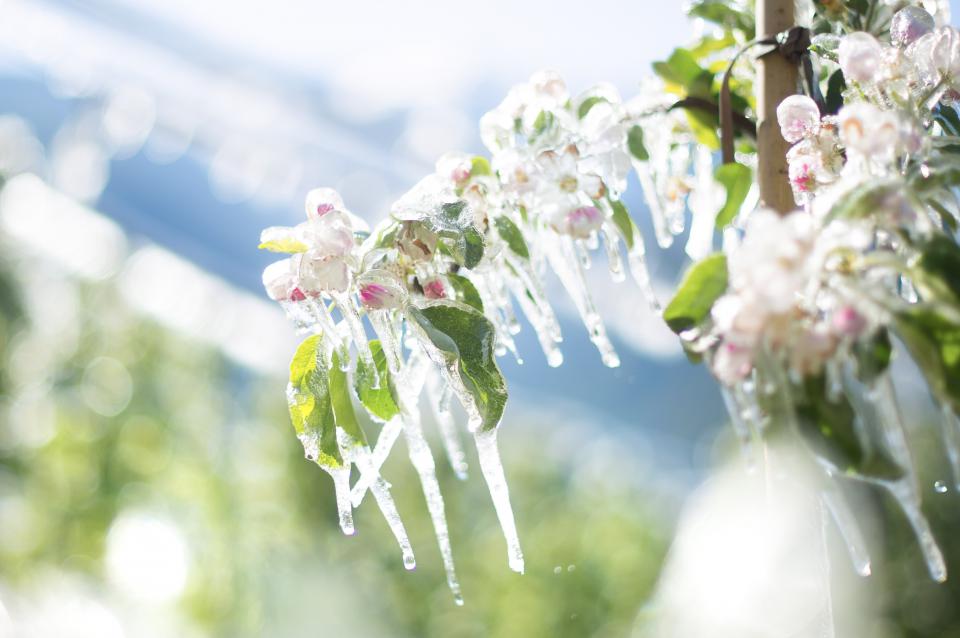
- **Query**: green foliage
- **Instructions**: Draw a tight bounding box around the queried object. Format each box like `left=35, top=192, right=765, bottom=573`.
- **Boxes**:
left=495, top=215, right=530, bottom=259
left=447, top=272, right=485, bottom=312
left=915, top=234, right=960, bottom=306
left=895, top=307, right=960, bottom=415
left=408, top=302, right=507, bottom=431
left=288, top=335, right=341, bottom=467
left=355, top=340, right=400, bottom=422
left=577, top=96, right=608, bottom=119
left=825, top=70, right=847, bottom=115
left=793, top=374, right=902, bottom=480
left=663, top=254, right=728, bottom=333
left=853, top=328, right=893, bottom=384
left=653, top=49, right=713, bottom=99
left=713, top=162, right=752, bottom=228
left=420, top=200, right=487, bottom=269
left=329, top=349, right=367, bottom=445
left=609, top=199, right=637, bottom=249
left=258, top=237, right=308, bottom=253
left=470, top=155, right=492, bottom=177
left=627, top=125, right=650, bottom=161
left=687, top=0, right=755, bottom=38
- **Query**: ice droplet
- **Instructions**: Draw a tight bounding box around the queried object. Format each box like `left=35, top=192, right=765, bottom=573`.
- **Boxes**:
left=325, top=465, right=355, bottom=536
left=935, top=481, right=949, bottom=494
left=553, top=566, right=562, bottom=575
left=473, top=428, right=525, bottom=573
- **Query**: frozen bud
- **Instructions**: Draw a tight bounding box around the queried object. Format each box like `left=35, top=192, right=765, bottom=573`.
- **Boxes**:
left=788, top=152, right=819, bottom=194
left=832, top=306, right=867, bottom=337
left=359, top=283, right=401, bottom=310
left=436, top=152, right=473, bottom=184
left=305, top=187, right=345, bottom=219
left=528, top=69, right=568, bottom=103
left=297, top=212, right=356, bottom=258
left=839, top=32, right=883, bottom=84
left=422, top=279, right=447, bottom=300
left=298, top=254, right=351, bottom=293
left=557, top=205, right=604, bottom=239
left=890, top=6, right=935, bottom=48
left=262, top=259, right=297, bottom=301
left=777, top=95, right=821, bottom=143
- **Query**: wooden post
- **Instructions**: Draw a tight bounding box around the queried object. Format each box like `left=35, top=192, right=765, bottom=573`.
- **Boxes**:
left=756, top=0, right=798, bottom=213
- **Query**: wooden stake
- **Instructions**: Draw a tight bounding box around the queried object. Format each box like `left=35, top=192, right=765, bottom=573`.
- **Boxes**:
left=756, top=0, right=798, bottom=214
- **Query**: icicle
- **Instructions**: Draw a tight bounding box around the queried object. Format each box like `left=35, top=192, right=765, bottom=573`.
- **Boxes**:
left=350, top=418, right=403, bottom=506
left=622, top=225, right=660, bottom=313
left=472, top=273, right=523, bottom=363
left=346, top=443, right=416, bottom=570
left=574, top=239, right=592, bottom=270
left=505, top=252, right=563, bottom=342
left=818, top=499, right=838, bottom=638
left=939, top=404, right=960, bottom=491
left=324, top=465, right=355, bottom=536
left=473, top=428, right=525, bottom=573
left=331, top=292, right=379, bottom=387
left=368, top=309, right=404, bottom=374
left=506, top=274, right=564, bottom=367
left=721, top=386, right=757, bottom=469
left=400, top=396, right=463, bottom=603
left=872, top=376, right=920, bottom=499
left=307, top=297, right=350, bottom=367
left=684, top=144, right=721, bottom=261
left=544, top=233, right=620, bottom=368
left=599, top=225, right=626, bottom=282
left=822, top=486, right=872, bottom=577
left=427, top=373, right=469, bottom=480
left=885, top=479, right=947, bottom=582
left=634, top=159, right=674, bottom=249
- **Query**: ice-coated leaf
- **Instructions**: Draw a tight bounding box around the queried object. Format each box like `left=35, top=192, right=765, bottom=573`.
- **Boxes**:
left=355, top=340, right=401, bottom=423
left=663, top=253, right=728, bottom=333
left=793, top=374, right=902, bottom=480
left=854, top=329, right=892, bottom=384
left=451, top=226, right=485, bottom=269
left=494, top=216, right=530, bottom=259
left=408, top=302, right=508, bottom=432
left=329, top=349, right=368, bottom=446
left=627, top=125, right=649, bottom=161
left=826, top=179, right=903, bottom=221
left=895, top=307, right=960, bottom=414
left=714, top=162, right=752, bottom=228
left=825, top=69, right=846, bottom=115
left=915, top=234, right=960, bottom=307
left=577, top=96, right=608, bottom=119
left=259, top=226, right=309, bottom=253
left=288, top=335, right=341, bottom=467
left=447, top=273, right=484, bottom=312
left=609, top=199, right=637, bottom=249
left=470, top=156, right=492, bottom=177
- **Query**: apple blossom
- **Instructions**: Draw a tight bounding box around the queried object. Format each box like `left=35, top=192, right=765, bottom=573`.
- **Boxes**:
left=839, top=32, right=883, bottom=84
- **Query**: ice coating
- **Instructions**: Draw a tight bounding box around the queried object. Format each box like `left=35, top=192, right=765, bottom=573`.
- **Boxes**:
left=474, top=428, right=525, bottom=573
left=822, top=486, right=872, bottom=577
left=427, top=373, right=469, bottom=480
left=325, top=465, right=355, bottom=536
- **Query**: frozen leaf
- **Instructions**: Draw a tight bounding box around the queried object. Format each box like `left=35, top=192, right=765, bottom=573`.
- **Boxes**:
left=355, top=340, right=401, bottom=423
left=446, top=273, right=484, bottom=312
left=714, top=163, right=752, bottom=228
left=627, top=125, right=650, bottom=161
left=287, top=335, right=341, bottom=467
left=663, top=253, right=728, bottom=333
left=609, top=198, right=637, bottom=249
left=408, top=302, right=508, bottom=432
left=494, top=216, right=530, bottom=259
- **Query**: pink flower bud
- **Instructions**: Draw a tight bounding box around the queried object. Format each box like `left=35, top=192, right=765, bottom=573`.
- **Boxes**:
left=423, top=279, right=446, bottom=300
left=305, top=188, right=345, bottom=220
left=359, top=283, right=401, bottom=310
left=832, top=306, right=867, bottom=337
left=563, top=205, right=603, bottom=239
left=289, top=287, right=307, bottom=302
left=777, top=95, right=821, bottom=144
left=891, top=6, right=934, bottom=48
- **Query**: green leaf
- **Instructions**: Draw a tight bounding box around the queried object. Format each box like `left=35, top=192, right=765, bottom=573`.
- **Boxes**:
left=916, top=234, right=960, bottom=306
left=450, top=226, right=485, bottom=269
left=609, top=199, right=636, bottom=250
left=470, top=156, right=492, bottom=177
left=794, top=374, right=902, bottom=480
left=684, top=108, right=720, bottom=150
left=663, top=254, right=728, bottom=333
left=408, top=302, right=508, bottom=431
left=896, top=307, right=960, bottom=414
left=578, top=96, right=608, bottom=119
left=329, top=349, right=367, bottom=445
left=653, top=49, right=712, bottom=97
left=532, top=110, right=555, bottom=138
left=258, top=238, right=308, bottom=253
left=288, top=335, right=341, bottom=467
left=825, top=70, right=846, bottom=115
left=687, top=0, right=755, bottom=38
left=714, top=162, right=752, bottom=228
left=447, top=273, right=484, bottom=312
left=627, top=125, right=650, bottom=161
left=354, top=341, right=400, bottom=423
left=853, top=329, right=892, bottom=384
left=494, top=216, right=530, bottom=259
left=441, top=200, right=468, bottom=221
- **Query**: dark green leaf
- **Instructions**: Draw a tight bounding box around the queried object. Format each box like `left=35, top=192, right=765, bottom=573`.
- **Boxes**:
left=288, top=335, right=341, bottom=467
left=653, top=49, right=713, bottom=98
left=627, top=125, right=650, bottom=161
left=408, top=302, right=508, bottom=431
left=441, top=200, right=467, bottom=221
left=494, top=216, right=530, bottom=259
left=447, top=273, right=484, bottom=312
left=329, top=349, right=367, bottom=445
left=714, top=162, right=752, bottom=227
left=663, top=254, right=728, bottom=333
left=794, top=374, right=902, bottom=480
left=355, top=341, right=400, bottom=422
left=825, top=70, right=846, bottom=115
left=916, top=234, right=960, bottom=305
